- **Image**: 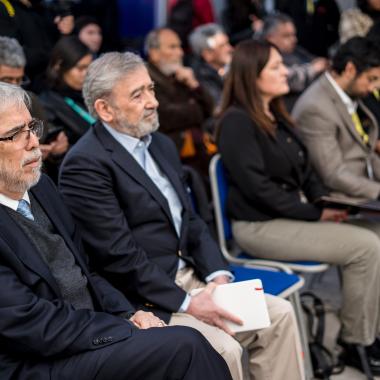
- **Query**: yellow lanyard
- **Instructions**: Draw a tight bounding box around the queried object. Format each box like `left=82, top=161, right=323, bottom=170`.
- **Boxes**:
left=352, top=112, right=369, bottom=145
left=0, top=0, right=15, bottom=17
left=374, top=89, right=380, bottom=101
left=306, top=0, right=315, bottom=14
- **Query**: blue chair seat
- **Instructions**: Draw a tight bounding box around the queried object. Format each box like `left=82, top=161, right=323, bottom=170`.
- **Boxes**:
left=237, top=253, right=326, bottom=267
left=209, top=154, right=329, bottom=274
left=230, top=264, right=304, bottom=298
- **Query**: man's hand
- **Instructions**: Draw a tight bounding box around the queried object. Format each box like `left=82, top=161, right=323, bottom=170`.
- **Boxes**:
left=311, top=57, right=329, bottom=74
left=39, top=144, right=53, bottom=160
left=49, top=131, right=69, bottom=156
left=186, top=282, right=243, bottom=335
left=129, top=310, right=167, bottom=329
left=174, top=67, right=199, bottom=90
left=320, top=208, right=348, bottom=222
left=212, top=275, right=230, bottom=285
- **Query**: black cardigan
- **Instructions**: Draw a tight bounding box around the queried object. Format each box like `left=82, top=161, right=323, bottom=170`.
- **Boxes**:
left=217, top=105, right=328, bottom=222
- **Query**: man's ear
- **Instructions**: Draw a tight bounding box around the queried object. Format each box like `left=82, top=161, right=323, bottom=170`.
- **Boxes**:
left=202, top=49, right=213, bottom=64
left=94, top=99, right=114, bottom=123
left=344, top=61, right=357, bottom=80
left=149, top=48, right=160, bottom=65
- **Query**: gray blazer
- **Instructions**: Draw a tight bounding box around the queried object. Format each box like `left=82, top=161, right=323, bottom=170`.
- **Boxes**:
left=292, top=73, right=380, bottom=201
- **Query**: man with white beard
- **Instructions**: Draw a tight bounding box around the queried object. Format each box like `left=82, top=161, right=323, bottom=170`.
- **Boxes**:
left=0, top=82, right=233, bottom=380
left=59, top=51, right=306, bottom=380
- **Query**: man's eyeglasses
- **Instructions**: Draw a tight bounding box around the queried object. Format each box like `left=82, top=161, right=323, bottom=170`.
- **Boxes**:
left=0, top=119, right=44, bottom=147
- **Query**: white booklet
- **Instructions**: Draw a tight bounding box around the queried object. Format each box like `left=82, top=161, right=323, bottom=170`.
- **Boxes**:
left=191, top=279, right=271, bottom=333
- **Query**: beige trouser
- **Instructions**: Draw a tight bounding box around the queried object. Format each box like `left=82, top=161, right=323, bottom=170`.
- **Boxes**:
left=232, top=218, right=380, bottom=346
left=169, top=267, right=305, bottom=380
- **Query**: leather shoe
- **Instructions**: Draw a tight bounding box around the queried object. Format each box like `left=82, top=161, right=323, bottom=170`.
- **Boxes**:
left=339, top=339, right=380, bottom=377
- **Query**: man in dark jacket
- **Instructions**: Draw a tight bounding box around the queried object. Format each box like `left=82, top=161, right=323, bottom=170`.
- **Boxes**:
left=145, top=27, right=214, bottom=178
left=0, top=82, right=232, bottom=380
left=59, top=50, right=306, bottom=380
left=189, top=23, right=233, bottom=106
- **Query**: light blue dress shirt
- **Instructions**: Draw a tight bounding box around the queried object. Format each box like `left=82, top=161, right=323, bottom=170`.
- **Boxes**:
left=102, top=124, right=233, bottom=312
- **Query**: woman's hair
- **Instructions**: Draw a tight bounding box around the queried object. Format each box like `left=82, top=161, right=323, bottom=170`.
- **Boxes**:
left=218, top=39, right=293, bottom=136
left=46, top=36, right=90, bottom=89
left=73, top=16, right=100, bottom=35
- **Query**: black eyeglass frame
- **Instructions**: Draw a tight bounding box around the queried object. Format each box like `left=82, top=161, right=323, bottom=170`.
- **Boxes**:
left=0, top=118, right=44, bottom=143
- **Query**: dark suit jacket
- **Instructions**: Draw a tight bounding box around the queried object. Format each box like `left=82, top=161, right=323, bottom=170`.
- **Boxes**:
left=0, top=175, right=135, bottom=380
left=59, top=122, right=229, bottom=321
left=217, top=106, right=327, bottom=222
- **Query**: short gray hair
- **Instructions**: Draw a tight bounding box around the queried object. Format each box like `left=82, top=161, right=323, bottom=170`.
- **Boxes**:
left=0, top=82, right=30, bottom=115
left=189, top=23, right=225, bottom=57
left=144, top=27, right=168, bottom=57
left=260, top=12, right=293, bottom=39
left=0, top=36, right=26, bottom=68
left=83, top=51, right=145, bottom=117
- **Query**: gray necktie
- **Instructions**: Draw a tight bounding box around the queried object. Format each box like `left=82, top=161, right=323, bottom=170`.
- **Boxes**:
left=17, top=199, right=34, bottom=221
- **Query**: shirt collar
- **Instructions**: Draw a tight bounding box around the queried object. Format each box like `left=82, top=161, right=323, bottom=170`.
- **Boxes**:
left=0, top=191, right=30, bottom=211
left=102, top=122, right=152, bottom=155
left=325, top=72, right=358, bottom=114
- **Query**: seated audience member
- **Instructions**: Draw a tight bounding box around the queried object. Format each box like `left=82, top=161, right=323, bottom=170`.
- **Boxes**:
left=222, top=0, right=266, bottom=45
left=167, top=0, right=215, bottom=50
left=71, top=0, right=120, bottom=52
left=260, top=12, right=328, bottom=109
left=144, top=27, right=215, bottom=178
left=217, top=39, right=380, bottom=377
left=189, top=23, right=233, bottom=106
left=0, top=0, right=74, bottom=90
left=293, top=37, right=380, bottom=202
left=0, top=36, right=69, bottom=182
left=59, top=51, right=305, bottom=380
left=0, top=82, right=232, bottom=380
left=40, top=36, right=94, bottom=145
left=339, top=0, right=380, bottom=43
left=276, top=0, right=340, bottom=57
left=74, top=16, right=103, bottom=57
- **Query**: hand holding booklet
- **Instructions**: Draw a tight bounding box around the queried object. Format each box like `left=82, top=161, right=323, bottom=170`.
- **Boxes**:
left=191, top=279, right=271, bottom=333
left=315, top=195, right=380, bottom=214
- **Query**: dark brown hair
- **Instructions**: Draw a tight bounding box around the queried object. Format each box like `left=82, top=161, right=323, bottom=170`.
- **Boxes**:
left=46, top=36, right=90, bottom=90
left=218, top=39, right=293, bottom=137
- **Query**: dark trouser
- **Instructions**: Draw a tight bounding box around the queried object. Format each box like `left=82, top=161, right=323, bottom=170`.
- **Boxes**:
left=38, top=326, right=231, bottom=380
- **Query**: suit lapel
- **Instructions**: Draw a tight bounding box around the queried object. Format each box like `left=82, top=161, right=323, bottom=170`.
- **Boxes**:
left=94, top=123, right=177, bottom=226
left=30, top=185, right=88, bottom=270
left=149, top=137, right=188, bottom=208
left=0, top=204, right=61, bottom=295
left=31, top=181, right=105, bottom=309
left=321, top=75, right=370, bottom=150
left=149, top=138, right=190, bottom=238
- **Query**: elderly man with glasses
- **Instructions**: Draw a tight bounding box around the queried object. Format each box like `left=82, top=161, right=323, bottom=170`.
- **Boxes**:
left=0, top=82, right=232, bottom=380
left=0, top=36, right=68, bottom=181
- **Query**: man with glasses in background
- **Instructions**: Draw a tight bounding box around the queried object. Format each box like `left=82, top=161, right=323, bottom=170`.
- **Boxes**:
left=0, top=36, right=68, bottom=181
left=0, top=82, right=232, bottom=380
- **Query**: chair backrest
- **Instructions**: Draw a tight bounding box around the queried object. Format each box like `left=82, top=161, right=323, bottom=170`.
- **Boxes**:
left=209, top=154, right=233, bottom=255
left=209, top=154, right=329, bottom=273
